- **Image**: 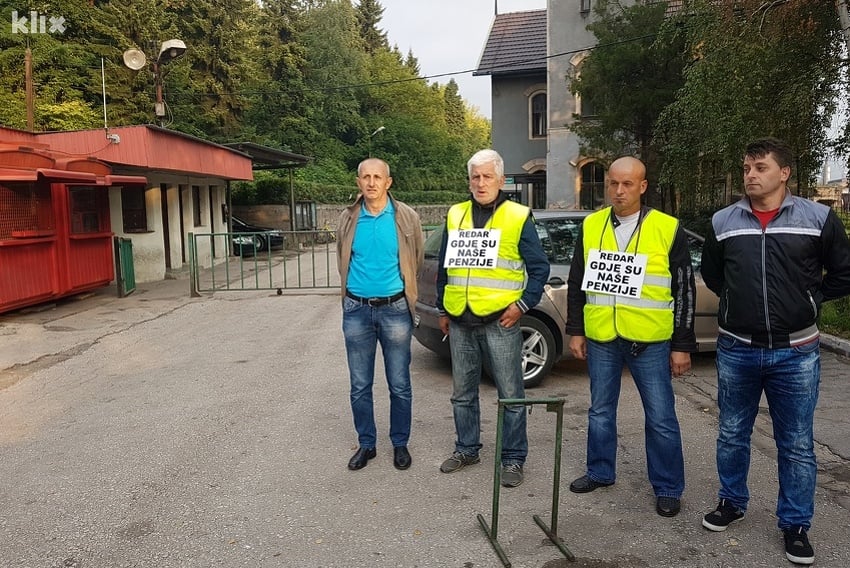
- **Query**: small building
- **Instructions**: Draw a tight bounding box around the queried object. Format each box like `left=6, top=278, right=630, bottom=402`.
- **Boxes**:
left=0, top=124, right=291, bottom=314
left=0, top=139, right=146, bottom=313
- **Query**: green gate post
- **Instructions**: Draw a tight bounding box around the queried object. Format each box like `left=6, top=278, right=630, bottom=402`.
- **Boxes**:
left=188, top=232, right=201, bottom=297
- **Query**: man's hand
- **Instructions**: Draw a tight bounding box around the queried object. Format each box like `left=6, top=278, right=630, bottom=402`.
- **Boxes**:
left=439, top=315, right=450, bottom=336
left=498, top=303, right=522, bottom=328
left=670, top=351, right=691, bottom=377
left=569, top=335, right=587, bottom=360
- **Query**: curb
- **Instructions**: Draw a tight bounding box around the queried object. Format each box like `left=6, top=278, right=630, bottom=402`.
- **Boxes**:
left=821, top=332, right=850, bottom=357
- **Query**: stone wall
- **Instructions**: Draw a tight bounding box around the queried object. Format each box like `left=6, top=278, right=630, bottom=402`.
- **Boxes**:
left=233, top=203, right=450, bottom=230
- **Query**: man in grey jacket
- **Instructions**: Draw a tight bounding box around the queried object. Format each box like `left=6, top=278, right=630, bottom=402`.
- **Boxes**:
left=700, top=137, right=850, bottom=565
left=336, top=158, right=424, bottom=472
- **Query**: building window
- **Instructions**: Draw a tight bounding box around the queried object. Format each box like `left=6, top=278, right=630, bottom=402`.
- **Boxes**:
left=580, top=162, right=606, bottom=210
left=579, top=93, right=596, bottom=118
left=581, top=0, right=592, bottom=13
left=121, top=187, right=148, bottom=232
left=192, top=185, right=202, bottom=227
left=0, top=182, right=54, bottom=239
left=530, top=92, right=547, bottom=138
left=69, top=187, right=106, bottom=234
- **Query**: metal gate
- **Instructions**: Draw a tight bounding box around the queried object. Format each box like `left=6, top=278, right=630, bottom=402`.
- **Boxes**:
left=188, top=230, right=341, bottom=295
left=114, top=236, right=136, bottom=297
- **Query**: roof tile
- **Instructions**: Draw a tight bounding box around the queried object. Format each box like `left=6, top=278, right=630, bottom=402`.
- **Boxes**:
left=475, top=9, right=547, bottom=76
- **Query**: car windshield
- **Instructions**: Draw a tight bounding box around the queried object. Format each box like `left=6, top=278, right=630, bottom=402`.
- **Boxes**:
left=535, top=217, right=582, bottom=266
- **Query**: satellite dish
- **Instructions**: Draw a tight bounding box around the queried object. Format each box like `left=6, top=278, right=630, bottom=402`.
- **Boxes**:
left=122, top=49, right=147, bottom=71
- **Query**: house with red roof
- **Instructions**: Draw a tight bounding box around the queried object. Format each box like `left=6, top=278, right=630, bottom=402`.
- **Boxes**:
left=0, top=124, right=301, bottom=314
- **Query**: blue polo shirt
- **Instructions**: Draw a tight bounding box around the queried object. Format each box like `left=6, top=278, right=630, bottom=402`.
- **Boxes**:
left=346, top=199, right=403, bottom=298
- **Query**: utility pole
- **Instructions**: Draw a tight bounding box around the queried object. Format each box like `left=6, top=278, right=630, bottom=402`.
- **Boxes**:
left=25, top=47, right=33, bottom=131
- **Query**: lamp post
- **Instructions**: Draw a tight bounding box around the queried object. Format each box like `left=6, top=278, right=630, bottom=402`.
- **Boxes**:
left=123, top=39, right=187, bottom=126
left=368, top=126, right=385, bottom=158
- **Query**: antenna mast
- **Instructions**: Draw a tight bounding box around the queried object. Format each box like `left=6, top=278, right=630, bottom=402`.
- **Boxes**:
left=101, top=58, right=119, bottom=143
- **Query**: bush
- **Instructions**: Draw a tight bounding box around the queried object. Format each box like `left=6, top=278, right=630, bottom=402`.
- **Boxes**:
left=820, top=296, right=850, bottom=339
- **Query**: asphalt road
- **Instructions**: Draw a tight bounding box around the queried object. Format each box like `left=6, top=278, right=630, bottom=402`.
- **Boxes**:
left=0, top=289, right=848, bottom=567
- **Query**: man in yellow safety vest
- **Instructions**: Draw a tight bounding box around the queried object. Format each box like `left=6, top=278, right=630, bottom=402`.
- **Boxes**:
left=566, top=156, right=696, bottom=517
left=436, top=149, right=550, bottom=488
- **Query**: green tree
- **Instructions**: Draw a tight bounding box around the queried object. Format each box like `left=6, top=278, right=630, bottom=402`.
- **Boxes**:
left=299, top=0, right=369, bottom=158
left=242, top=0, right=315, bottom=153
left=355, top=0, right=388, bottom=54
left=656, top=0, right=844, bottom=210
left=0, top=0, right=115, bottom=130
left=97, top=0, right=183, bottom=126
left=167, top=0, right=258, bottom=137
left=569, top=0, right=687, bottom=210
left=443, top=79, right=465, bottom=133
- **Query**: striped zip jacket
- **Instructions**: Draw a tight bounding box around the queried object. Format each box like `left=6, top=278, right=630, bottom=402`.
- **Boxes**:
left=701, top=193, right=850, bottom=348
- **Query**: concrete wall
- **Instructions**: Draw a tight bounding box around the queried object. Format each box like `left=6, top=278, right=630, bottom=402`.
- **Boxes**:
left=108, top=175, right=232, bottom=284
left=235, top=204, right=451, bottom=232
left=491, top=75, right=548, bottom=178
left=546, top=0, right=599, bottom=209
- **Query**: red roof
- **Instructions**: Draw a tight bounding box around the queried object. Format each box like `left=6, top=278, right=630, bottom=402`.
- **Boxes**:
left=34, top=125, right=254, bottom=181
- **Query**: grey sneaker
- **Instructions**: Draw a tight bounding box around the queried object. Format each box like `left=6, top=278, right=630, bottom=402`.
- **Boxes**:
left=440, top=451, right=480, bottom=473
left=501, top=463, right=524, bottom=488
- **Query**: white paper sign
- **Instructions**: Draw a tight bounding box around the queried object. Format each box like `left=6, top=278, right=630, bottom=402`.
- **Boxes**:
left=580, top=249, right=648, bottom=299
left=443, top=228, right=502, bottom=269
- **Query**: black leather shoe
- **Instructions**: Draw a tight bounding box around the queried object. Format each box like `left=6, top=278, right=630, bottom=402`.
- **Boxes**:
left=656, top=496, right=681, bottom=517
left=348, top=447, right=376, bottom=470
left=393, top=446, right=412, bottom=470
left=569, top=475, right=614, bottom=493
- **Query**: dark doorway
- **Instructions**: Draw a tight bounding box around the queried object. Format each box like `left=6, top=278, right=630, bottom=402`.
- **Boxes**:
left=160, top=184, right=171, bottom=270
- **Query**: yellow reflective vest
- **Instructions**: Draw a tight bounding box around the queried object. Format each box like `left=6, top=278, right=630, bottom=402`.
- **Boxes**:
left=581, top=208, right=677, bottom=342
left=443, top=200, right=528, bottom=317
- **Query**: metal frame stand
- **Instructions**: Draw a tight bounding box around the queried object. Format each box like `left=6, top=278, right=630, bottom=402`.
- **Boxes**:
left=476, top=397, right=575, bottom=567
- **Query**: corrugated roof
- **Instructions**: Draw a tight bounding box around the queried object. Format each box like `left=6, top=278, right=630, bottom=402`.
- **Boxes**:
left=35, top=125, right=254, bottom=181
left=475, top=9, right=547, bottom=77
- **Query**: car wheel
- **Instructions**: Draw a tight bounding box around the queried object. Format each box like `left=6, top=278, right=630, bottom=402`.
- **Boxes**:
left=256, top=235, right=268, bottom=251
left=520, top=316, right=556, bottom=388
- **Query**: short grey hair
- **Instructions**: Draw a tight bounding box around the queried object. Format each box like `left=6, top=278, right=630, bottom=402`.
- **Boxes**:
left=467, top=149, right=504, bottom=178
left=357, top=158, right=391, bottom=177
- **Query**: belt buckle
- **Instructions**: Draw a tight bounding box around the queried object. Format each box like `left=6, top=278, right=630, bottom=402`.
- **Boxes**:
left=367, top=297, right=381, bottom=307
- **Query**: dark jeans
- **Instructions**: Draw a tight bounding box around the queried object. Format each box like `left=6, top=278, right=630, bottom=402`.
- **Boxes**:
left=342, top=296, right=413, bottom=449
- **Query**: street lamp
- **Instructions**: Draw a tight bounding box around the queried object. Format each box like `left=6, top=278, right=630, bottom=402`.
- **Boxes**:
left=368, top=126, right=385, bottom=158
left=122, top=39, right=187, bottom=126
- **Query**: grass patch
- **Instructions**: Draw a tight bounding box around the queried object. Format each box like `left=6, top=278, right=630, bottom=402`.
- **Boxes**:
left=820, top=296, right=850, bottom=340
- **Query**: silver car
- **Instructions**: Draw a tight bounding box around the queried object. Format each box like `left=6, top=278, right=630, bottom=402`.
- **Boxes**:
left=413, top=210, right=718, bottom=388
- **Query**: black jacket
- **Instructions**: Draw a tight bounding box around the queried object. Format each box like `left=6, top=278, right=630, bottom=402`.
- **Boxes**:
left=701, top=193, right=850, bottom=348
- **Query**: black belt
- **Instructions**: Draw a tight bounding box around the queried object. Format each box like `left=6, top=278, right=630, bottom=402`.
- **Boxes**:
left=346, top=290, right=405, bottom=307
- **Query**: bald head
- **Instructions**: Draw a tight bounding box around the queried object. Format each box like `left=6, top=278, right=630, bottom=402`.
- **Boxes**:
left=357, top=158, right=391, bottom=177
left=609, top=157, right=646, bottom=181
left=607, top=157, right=648, bottom=216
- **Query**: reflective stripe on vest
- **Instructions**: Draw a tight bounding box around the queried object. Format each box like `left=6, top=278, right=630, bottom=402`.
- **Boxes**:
left=581, top=208, right=677, bottom=342
left=443, top=200, right=529, bottom=317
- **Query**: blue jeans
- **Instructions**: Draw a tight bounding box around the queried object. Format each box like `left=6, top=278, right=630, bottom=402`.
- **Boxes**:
left=714, top=334, right=820, bottom=530
left=342, top=296, right=413, bottom=449
left=448, top=319, right=527, bottom=465
left=585, top=338, right=685, bottom=498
